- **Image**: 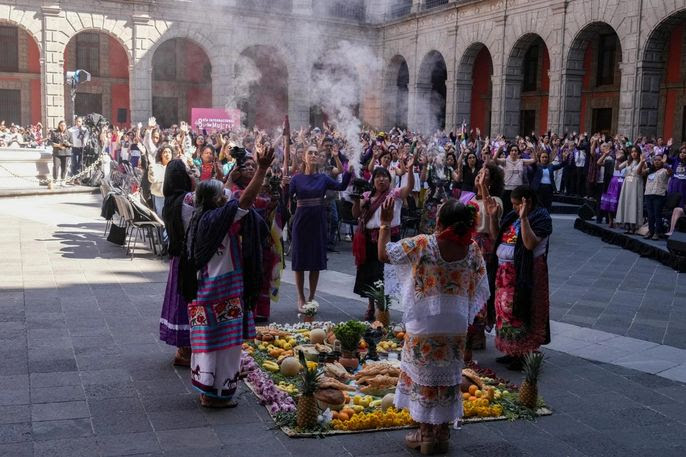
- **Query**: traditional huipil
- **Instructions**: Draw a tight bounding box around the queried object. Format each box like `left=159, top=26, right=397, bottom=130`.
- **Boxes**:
left=385, top=235, right=489, bottom=424
left=187, top=199, right=261, bottom=400
left=491, top=208, right=552, bottom=356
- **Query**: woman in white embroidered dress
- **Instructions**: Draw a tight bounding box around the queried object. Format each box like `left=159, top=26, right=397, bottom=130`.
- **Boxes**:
left=378, top=198, right=490, bottom=455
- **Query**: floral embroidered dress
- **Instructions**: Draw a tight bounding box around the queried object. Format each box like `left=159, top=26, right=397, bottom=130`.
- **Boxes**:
left=385, top=235, right=489, bottom=424
left=188, top=207, right=255, bottom=400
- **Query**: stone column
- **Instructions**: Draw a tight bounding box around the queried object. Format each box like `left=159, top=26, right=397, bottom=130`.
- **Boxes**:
left=489, top=71, right=505, bottom=136
left=444, top=76, right=456, bottom=132
left=411, top=0, right=424, bottom=14
left=546, top=0, right=567, bottom=134
left=618, top=61, right=636, bottom=138
left=211, top=55, right=232, bottom=111
left=130, top=14, right=152, bottom=124
left=41, top=5, right=64, bottom=128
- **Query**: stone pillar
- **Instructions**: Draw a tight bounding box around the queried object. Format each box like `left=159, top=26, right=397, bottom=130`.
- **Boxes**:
left=444, top=76, right=456, bottom=132
left=634, top=62, right=663, bottom=139
left=547, top=69, right=563, bottom=134
left=411, top=0, right=424, bottom=14
left=287, top=53, right=311, bottom=129
left=489, top=71, right=505, bottom=136
left=561, top=68, right=583, bottom=134
left=41, top=5, right=65, bottom=128
left=130, top=14, right=152, bottom=124
left=618, top=61, right=636, bottom=138
left=211, top=55, right=232, bottom=111
left=547, top=0, right=567, bottom=134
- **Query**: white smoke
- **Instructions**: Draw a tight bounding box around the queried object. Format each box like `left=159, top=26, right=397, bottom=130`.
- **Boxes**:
left=309, top=40, right=382, bottom=168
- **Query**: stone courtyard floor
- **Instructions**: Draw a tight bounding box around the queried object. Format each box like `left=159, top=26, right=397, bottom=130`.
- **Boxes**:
left=1, top=193, right=685, bottom=457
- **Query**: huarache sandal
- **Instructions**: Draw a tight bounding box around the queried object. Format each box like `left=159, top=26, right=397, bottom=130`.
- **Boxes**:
left=200, top=394, right=238, bottom=409
left=405, top=425, right=437, bottom=455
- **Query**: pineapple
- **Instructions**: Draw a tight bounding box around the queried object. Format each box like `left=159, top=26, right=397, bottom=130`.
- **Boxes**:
left=296, top=351, right=321, bottom=429
left=519, top=352, right=544, bottom=410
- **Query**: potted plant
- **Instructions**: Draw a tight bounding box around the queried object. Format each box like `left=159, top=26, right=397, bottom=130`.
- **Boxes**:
left=299, top=300, right=319, bottom=323
left=363, top=280, right=392, bottom=327
left=333, top=320, right=367, bottom=371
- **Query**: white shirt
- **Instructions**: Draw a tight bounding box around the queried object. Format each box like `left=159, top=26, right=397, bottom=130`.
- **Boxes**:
left=68, top=126, right=89, bottom=148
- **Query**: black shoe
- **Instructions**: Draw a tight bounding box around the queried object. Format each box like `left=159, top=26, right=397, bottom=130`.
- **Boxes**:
left=364, top=308, right=375, bottom=322
left=254, top=316, right=269, bottom=323
left=327, top=247, right=339, bottom=253
left=495, top=355, right=514, bottom=364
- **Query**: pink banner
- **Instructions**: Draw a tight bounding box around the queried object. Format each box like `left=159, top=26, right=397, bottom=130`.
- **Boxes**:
left=191, top=108, right=242, bottom=132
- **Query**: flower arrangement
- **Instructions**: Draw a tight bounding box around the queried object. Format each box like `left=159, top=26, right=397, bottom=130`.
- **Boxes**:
left=363, top=280, right=393, bottom=311
left=240, top=352, right=296, bottom=415
left=301, top=300, right=319, bottom=316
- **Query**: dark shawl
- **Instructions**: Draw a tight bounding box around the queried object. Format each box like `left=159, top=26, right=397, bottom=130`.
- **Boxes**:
left=162, top=159, right=193, bottom=257
left=184, top=198, right=269, bottom=310
left=487, top=207, right=553, bottom=326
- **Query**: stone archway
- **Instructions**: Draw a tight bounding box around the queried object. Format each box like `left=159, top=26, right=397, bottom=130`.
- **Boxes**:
left=563, top=22, right=622, bottom=135
left=456, top=43, right=493, bottom=136
left=637, top=9, right=686, bottom=142
left=416, top=50, right=447, bottom=132
left=151, top=38, right=212, bottom=128
left=503, top=34, right=550, bottom=137
left=383, top=54, right=410, bottom=130
left=63, top=30, right=131, bottom=126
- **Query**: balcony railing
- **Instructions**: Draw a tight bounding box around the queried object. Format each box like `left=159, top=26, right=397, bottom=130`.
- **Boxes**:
left=241, top=0, right=293, bottom=14
left=387, top=0, right=412, bottom=20
left=424, top=0, right=449, bottom=9
left=313, top=0, right=365, bottom=22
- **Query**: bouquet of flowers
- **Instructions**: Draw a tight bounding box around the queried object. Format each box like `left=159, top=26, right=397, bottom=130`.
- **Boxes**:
left=301, top=300, right=319, bottom=317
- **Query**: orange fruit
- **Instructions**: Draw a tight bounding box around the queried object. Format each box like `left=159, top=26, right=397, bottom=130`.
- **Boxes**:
left=338, top=412, right=349, bottom=421
left=462, top=392, right=470, bottom=400
left=468, top=385, right=478, bottom=396
left=468, top=396, right=477, bottom=402
left=343, top=407, right=355, bottom=417
left=332, top=411, right=340, bottom=420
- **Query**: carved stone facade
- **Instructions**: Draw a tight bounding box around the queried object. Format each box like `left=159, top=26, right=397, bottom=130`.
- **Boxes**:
left=2, top=0, right=686, bottom=139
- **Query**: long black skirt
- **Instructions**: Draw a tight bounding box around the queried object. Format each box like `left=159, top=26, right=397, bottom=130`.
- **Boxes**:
left=354, top=233, right=400, bottom=297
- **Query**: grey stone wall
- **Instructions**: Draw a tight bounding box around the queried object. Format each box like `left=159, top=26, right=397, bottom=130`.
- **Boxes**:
left=3, top=0, right=686, bottom=136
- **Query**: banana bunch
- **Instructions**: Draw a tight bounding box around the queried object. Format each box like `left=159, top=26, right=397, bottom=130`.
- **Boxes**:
left=275, top=382, right=299, bottom=395
left=262, top=361, right=280, bottom=372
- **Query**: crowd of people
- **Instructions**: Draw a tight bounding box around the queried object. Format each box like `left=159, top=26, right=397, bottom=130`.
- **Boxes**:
left=85, top=113, right=686, bottom=453
left=0, top=121, right=46, bottom=148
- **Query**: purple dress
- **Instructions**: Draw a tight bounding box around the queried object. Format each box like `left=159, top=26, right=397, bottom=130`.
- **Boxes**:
left=289, top=172, right=351, bottom=271
left=667, top=159, right=686, bottom=207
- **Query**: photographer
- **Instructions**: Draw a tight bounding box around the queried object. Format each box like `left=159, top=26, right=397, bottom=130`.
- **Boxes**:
left=50, top=120, right=72, bottom=184
left=68, top=117, right=89, bottom=179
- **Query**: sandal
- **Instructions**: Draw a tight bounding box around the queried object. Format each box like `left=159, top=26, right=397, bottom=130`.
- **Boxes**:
left=200, top=394, right=238, bottom=409
left=434, top=424, right=450, bottom=454
left=173, top=348, right=191, bottom=367
left=405, top=424, right=436, bottom=455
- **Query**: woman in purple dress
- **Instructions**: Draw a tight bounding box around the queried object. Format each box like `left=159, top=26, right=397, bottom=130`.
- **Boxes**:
left=287, top=145, right=351, bottom=310
left=668, top=146, right=686, bottom=207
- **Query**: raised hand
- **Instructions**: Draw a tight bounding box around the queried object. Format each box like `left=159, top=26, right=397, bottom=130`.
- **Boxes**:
left=257, top=144, right=275, bottom=170
left=518, top=197, right=531, bottom=219
left=486, top=196, right=499, bottom=217
left=379, top=196, right=394, bottom=225
left=148, top=117, right=156, bottom=128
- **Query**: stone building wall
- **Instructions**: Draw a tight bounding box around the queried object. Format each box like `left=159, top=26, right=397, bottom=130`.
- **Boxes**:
left=2, top=0, right=686, bottom=139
